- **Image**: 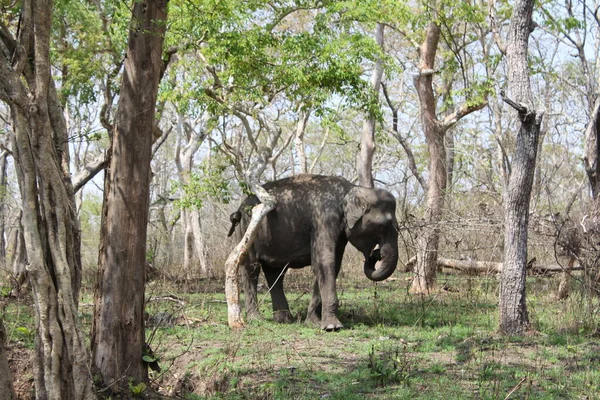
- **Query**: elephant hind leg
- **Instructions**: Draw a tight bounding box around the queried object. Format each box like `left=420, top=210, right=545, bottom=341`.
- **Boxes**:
left=306, top=279, right=322, bottom=326
left=263, top=267, right=294, bottom=323
left=243, top=261, right=262, bottom=321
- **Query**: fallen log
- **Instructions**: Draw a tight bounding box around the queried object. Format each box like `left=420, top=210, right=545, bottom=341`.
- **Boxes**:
left=404, top=256, right=583, bottom=274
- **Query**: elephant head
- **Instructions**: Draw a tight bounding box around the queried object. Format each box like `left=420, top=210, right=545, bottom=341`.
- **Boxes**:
left=343, top=186, right=399, bottom=281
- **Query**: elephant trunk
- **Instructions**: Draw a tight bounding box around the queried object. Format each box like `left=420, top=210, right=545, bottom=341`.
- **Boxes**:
left=363, top=234, right=398, bottom=282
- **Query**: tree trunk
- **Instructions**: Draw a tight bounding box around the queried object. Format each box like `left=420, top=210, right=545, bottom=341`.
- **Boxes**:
left=182, top=208, right=195, bottom=280
left=182, top=209, right=210, bottom=278
left=0, top=2, right=95, bottom=398
left=0, top=150, right=8, bottom=265
left=584, top=99, right=600, bottom=200
left=556, top=256, right=576, bottom=300
left=10, top=212, right=28, bottom=296
left=190, top=208, right=210, bottom=277
left=0, top=318, right=16, bottom=400
left=409, top=21, right=487, bottom=294
left=410, top=22, right=444, bottom=294
left=294, top=109, right=310, bottom=174
left=357, top=23, right=384, bottom=188
left=499, top=0, right=542, bottom=335
left=225, top=190, right=274, bottom=328
left=92, top=0, right=168, bottom=392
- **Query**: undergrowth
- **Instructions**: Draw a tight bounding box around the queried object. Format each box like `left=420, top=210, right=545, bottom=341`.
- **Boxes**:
left=4, top=271, right=600, bottom=399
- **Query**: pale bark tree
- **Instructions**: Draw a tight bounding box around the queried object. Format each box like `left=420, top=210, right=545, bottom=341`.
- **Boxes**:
left=175, top=113, right=210, bottom=278
left=410, top=22, right=487, bottom=294
left=498, top=0, right=543, bottom=335
left=0, top=1, right=96, bottom=398
left=91, top=0, right=168, bottom=393
left=293, top=108, right=310, bottom=174
left=358, top=23, right=384, bottom=188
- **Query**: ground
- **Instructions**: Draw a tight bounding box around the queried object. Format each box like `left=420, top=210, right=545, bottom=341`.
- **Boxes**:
left=4, top=271, right=600, bottom=399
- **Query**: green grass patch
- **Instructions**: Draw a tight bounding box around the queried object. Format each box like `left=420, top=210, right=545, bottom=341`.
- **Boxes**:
left=5, top=273, right=600, bottom=399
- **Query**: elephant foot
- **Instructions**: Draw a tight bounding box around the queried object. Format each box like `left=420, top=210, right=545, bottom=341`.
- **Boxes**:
left=320, top=317, right=344, bottom=332
left=305, top=312, right=321, bottom=326
left=273, top=310, right=294, bottom=323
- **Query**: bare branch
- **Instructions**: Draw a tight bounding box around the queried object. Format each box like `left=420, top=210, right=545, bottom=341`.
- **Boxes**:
left=489, top=0, right=507, bottom=54
left=441, top=100, right=489, bottom=129
left=381, top=82, right=427, bottom=191
left=71, top=153, right=107, bottom=193
left=500, top=90, right=529, bottom=114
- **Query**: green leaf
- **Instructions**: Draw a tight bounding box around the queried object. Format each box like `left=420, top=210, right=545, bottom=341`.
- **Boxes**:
left=142, top=355, right=157, bottom=363
left=128, top=381, right=147, bottom=395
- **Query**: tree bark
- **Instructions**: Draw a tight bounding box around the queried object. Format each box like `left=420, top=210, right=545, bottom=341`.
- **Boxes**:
left=175, top=114, right=210, bottom=278
left=410, top=22, right=445, bottom=294
left=10, top=211, right=28, bottom=296
left=499, top=0, right=542, bottom=335
left=92, top=0, right=168, bottom=392
left=294, top=109, right=310, bottom=174
left=0, top=318, right=16, bottom=400
left=584, top=99, right=600, bottom=200
left=0, top=150, right=8, bottom=265
left=409, top=21, right=488, bottom=294
left=0, top=1, right=95, bottom=398
left=357, top=23, right=384, bottom=188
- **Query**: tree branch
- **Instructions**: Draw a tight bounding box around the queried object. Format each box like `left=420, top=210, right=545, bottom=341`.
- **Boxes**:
left=500, top=90, right=529, bottom=114
left=441, top=100, right=489, bottom=129
left=71, top=153, right=107, bottom=193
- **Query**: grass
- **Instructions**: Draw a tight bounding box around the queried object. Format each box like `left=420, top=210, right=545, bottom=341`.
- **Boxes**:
left=4, top=271, right=600, bottom=399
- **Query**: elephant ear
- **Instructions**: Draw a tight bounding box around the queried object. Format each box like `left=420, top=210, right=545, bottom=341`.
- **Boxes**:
left=343, top=187, right=377, bottom=231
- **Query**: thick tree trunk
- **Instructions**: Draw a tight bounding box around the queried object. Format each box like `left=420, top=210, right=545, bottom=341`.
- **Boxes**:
left=0, top=2, right=95, bottom=398
left=410, top=22, right=444, bottom=294
left=0, top=318, right=16, bottom=400
left=92, top=0, right=168, bottom=392
left=499, top=0, right=542, bottom=335
left=357, top=23, right=384, bottom=188
left=409, top=22, right=487, bottom=294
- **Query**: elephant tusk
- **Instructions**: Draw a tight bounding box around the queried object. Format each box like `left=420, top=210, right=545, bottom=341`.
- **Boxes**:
left=369, top=247, right=381, bottom=261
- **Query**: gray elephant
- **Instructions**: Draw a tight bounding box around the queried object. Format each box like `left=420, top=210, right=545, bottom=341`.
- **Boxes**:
left=228, top=174, right=399, bottom=331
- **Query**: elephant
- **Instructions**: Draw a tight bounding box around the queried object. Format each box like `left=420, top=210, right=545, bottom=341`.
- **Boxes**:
left=228, top=174, right=399, bottom=331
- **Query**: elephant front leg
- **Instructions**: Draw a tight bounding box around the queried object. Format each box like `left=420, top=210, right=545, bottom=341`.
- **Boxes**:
left=263, top=267, right=294, bottom=323
left=313, top=251, right=344, bottom=331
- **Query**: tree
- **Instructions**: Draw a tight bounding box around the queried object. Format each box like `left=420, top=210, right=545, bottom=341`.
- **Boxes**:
left=407, top=11, right=487, bottom=294
left=0, top=0, right=96, bottom=398
left=0, top=318, right=16, bottom=400
left=91, top=0, right=168, bottom=392
left=174, top=112, right=211, bottom=278
left=498, top=0, right=543, bottom=335
left=357, top=23, right=385, bottom=188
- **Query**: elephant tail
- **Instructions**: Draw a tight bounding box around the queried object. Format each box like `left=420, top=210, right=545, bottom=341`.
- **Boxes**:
left=228, top=211, right=242, bottom=237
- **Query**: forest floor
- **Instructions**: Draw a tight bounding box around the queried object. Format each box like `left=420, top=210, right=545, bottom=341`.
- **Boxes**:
left=4, top=270, right=600, bottom=399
